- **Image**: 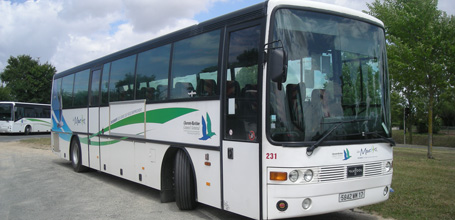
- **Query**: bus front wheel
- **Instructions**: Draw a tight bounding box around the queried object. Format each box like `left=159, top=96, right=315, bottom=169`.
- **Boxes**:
left=174, top=150, right=197, bottom=210
left=70, top=138, right=88, bottom=173
left=24, top=126, right=31, bottom=135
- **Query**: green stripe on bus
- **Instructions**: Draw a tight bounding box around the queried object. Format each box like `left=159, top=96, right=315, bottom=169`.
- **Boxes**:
left=27, top=118, right=51, bottom=125
left=87, top=107, right=198, bottom=143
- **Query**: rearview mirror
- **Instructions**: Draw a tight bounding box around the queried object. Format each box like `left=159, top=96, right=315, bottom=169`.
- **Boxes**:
left=267, top=48, right=288, bottom=89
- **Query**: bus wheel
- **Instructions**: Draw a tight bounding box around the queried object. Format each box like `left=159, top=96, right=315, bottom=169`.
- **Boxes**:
left=174, top=150, right=197, bottom=210
left=70, top=138, right=88, bottom=173
left=24, top=126, right=31, bottom=135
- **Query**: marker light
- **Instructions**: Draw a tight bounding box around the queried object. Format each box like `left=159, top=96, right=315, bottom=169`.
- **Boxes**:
left=303, top=169, right=314, bottom=182
left=302, top=198, right=312, bottom=210
left=270, top=172, right=287, bottom=181
left=384, top=186, right=389, bottom=196
left=289, top=170, right=299, bottom=182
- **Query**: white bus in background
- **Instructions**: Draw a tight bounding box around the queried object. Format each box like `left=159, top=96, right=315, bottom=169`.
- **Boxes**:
left=51, top=0, right=394, bottom=219
left=0, top=101, right=51, bottom=134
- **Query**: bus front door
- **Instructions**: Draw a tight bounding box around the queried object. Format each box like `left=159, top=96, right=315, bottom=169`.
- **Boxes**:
left=88, top=68, right=102, bottom=170
left=222, top=23, right=262, bottom=219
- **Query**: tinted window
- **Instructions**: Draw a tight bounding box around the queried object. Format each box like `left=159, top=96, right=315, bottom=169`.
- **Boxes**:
left=170, top=30, right=220, bottom=99
left=51, top=78, right=62, bottom=112
left=136, top=45, right=171, bottom=101
left=224, top=25, right=261, bottom=141
left=109, top=55, right=137, bottom=102
left=61, top=74, right=75, bottom=109
left=73, top=69, right=90, bottom=108
left=90, top=69, right=101, bottom=107
left=101, top=63, right=110, bottom=105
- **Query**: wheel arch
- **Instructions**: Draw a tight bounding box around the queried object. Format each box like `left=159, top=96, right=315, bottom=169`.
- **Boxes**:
left=160, top=146, right=198, bottom=203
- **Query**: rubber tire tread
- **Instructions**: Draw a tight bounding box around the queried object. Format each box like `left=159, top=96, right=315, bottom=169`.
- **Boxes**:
left=71, top=139, right=88, bottom=173
left=174, top=150, right=197, bottom=210
left=24, top=126, right=31, bottom=135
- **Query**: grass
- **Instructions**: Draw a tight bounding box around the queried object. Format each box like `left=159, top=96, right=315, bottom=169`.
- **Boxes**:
left=392, top=130, right=455, bottom=148
left=20, top=137, right=51, bottom=148
left=362, top=147, right=455, bottom=220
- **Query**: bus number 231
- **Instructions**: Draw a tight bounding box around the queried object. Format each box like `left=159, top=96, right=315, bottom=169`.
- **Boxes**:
left=266, top=153, right=277, bottom=160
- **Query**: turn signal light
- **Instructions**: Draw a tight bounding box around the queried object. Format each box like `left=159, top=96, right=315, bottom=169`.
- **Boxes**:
left=270, top=172, right=287, bottom=181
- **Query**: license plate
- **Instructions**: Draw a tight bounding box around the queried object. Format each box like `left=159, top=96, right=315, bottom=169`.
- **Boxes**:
left=339, top=190, right=365, bottom=202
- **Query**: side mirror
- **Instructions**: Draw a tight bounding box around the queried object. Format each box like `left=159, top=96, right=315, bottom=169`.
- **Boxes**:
left=267, top=48, right=288, bottom=89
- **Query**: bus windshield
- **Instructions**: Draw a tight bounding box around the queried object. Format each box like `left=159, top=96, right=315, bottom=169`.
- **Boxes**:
left=268, top=9, right=391, bottom=143
left=0, top=103, right=13, bottom=121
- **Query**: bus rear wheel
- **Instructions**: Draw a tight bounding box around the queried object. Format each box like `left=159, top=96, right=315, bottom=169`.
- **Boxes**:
left=70, top=138, right=88, bottom=173
left=174, top=150, right=197, bottom=210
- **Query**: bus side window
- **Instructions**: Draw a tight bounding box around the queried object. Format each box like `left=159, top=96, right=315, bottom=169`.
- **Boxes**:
left=136, top=44, right=171, bottom=102
left=170, top=30, right=220, bottom=100
left=109, top=55, right=136, bottom=102
left=100, top=63, right=111, bottom=106
left=73, top=69, right=90, bottom=108
left=61, top=74, right=75, bottom=109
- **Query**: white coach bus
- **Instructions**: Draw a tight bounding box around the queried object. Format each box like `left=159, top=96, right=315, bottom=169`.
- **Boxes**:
left=0, top=101, right=51, bottom=134
left=51, top=0, right=394, bottom=219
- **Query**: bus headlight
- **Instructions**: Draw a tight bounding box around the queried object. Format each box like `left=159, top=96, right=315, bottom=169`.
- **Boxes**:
left=289, top=170, right=299, bottom=182
left=385, top=161, right=392, bottom=172
left=303, top=169, right=313, bottom=182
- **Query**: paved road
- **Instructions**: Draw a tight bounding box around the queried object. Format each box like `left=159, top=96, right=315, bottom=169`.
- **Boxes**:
left=0, top=139, right=388, bottom=220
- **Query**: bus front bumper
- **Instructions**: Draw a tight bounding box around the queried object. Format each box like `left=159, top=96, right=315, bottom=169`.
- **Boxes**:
left=266, top=175, right=392, bottom=219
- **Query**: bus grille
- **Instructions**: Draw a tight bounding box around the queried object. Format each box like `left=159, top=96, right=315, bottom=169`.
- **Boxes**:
left=365, top=162, right=383, bottom=176
left=319, top=166, right=345, bottom=182
left=317, top=162, right=385, bottom=182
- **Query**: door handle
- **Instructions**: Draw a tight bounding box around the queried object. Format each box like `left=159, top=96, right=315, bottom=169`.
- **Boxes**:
left=228, top=148, right=234, bottom=159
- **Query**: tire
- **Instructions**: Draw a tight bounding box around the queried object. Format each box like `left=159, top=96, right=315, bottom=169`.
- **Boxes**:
left=24, top=126, right=31, bottom=135
left=70, top=138, right=88, bottom=172
left=174, top=150, right=197, bottom=210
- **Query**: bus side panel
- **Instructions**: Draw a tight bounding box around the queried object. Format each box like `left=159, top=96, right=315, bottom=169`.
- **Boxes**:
left=58, top=133, right=71, bottom=161
left=88, top=107, right=100, bottom=170
left=100, top=106, right=109, bottom=135
left=100, top=138, right=135, bottom=181
left=186, top=148, right=221, bottom=209
left=134, top=142, right=169, bottom=189
left=145, top=101, right=220, bottom=147
left=27, top=118, right=51, bottom=132
left=64, top=109, right=89, bottom=167
left=12, top=120, right=24, bottom=133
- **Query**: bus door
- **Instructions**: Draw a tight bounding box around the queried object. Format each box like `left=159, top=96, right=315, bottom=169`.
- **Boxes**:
left=88, top=68, right=102, bottom=170
left=222, top=23, right=262, bottom=219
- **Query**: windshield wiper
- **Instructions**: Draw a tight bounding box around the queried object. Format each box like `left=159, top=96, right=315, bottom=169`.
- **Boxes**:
left=306, top=119, right=369, bottom=156
left=365, top=131, right=396, bottom=146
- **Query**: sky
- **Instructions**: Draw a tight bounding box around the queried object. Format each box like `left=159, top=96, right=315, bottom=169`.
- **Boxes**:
left=0, top=0, right=454, bottom=74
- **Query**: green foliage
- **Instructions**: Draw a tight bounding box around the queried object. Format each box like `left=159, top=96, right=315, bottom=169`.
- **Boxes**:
left=0, top=85, right=13, bottom=101
left=0, top=55, right=56, bottom=104
left=367, top=0, right=455, bottom=157
left=390, top=91, right=405, bottom=128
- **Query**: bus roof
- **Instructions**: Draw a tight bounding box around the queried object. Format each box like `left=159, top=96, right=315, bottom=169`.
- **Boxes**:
left=55, top=0, right=384, bottom=79
left=267, top=0, right=384, bottom=27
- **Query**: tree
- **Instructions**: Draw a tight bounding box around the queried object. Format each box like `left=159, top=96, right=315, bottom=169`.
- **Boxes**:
left=0, top=55, right=56, bottom=104
left=0, top=85, right=13, bottom=101
left=367, top=0, right=455, bottom=159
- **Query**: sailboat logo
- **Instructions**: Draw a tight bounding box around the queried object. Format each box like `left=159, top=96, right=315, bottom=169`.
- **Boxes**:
left=199, top=113, right=216, bottom=140
left=343, top=148, right=352, bottom=160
